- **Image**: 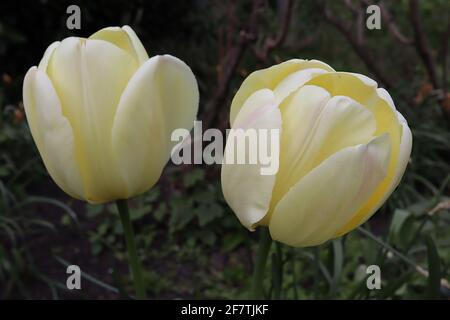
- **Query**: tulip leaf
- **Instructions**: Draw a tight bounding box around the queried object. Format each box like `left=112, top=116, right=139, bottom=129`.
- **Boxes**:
left=425, top=236, right=441, bottom=299
left=377, top=269, right=413, bottom=299
left=223, top=233, right=245, bottom=252
left=329, top=239, right=343, bottom=297
left=54, top=256, right=119, bottom=294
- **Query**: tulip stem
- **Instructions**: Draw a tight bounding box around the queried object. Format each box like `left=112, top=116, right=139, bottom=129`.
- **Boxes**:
left=116, top=199, right=146, bottom=299
left=251, top=227, right=272, bottom=299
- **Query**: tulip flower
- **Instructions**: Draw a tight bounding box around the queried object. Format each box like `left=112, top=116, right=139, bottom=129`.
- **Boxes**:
left=23, top=26, right=199, bottom=299
left=23, top=26, right=199, bottom=204
left=222, top=59, right=412, bottom=248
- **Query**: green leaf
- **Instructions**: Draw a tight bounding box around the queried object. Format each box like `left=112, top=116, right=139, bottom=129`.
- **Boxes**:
left=197, top=203, right=223, bottom=226
left=223, top=233, right=244, bottom=252
left=183, top=168, right=205, bottom=188
left=130, top=205, right=150, bottom=221
left=154, top=203, right=167, bottom=222
left=389, top=209, right=410, bottom=239
left=425, top=236, right=441, bottom=299
left=378, top=270, right=413, bottom=299
left=329, top=239, right=343, bottom=297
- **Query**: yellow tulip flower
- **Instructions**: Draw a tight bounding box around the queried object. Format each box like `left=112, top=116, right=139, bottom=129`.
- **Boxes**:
left=23, top=26, right=199, bottom=204
left=222, top=59, right=412, bottom=247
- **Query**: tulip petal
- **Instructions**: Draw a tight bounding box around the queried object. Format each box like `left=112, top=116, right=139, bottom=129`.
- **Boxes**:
left=230, top=59, right=334, bottom=125
left=47, top=37, right=138, bottom=202
left=38, top=41, right=60, bottom=71
left=273, top=68, right=329, bottom=103
left=270, top=85, right=377, bottom=208
left=394, top=116, right=412, bottom=185
left=89, top=26, right=149, bottom=65
left=112, top=55, right=199, bottom=197
left=123, top=25, right=149, bottom=65
left=23, top=67, right=84, bottom=199
left=376, top=87, right=412, bottom=185
left=335, top=104, right=412, bottom=235
left=269, top=134, right=391, bottom=247
left=221, top=89, right=281, bottom=230
left=307, top=72, right=403, bottom=235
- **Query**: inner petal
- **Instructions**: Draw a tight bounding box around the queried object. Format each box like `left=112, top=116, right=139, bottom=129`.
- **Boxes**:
left=270, top=85, right=377, bottom=210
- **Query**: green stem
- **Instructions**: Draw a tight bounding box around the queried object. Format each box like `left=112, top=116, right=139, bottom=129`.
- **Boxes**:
left=313, top=246, right=320, bottom=299
left=116, top=199, right=145, bottom=299
left=272, top=242, right=283, bottom=299
left=251, top=227, right=272, bottom=299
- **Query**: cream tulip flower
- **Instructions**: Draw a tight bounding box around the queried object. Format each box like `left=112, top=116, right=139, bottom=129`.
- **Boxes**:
left=23, top=26, right=199, bottom=204
left=221, top=59, right=412, bottom=247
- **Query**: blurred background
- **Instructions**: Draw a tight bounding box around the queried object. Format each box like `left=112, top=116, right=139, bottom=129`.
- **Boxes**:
left=0, top=0, right=449, bottom=299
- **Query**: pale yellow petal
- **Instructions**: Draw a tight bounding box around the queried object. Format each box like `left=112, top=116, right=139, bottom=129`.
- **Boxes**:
left=112, top=55, right=199, bottom=197
left=122, top=25, right=149, bottom=65
left=47, top=37, right=138, bottom=203
left=394, top=118, right=412, bottom=186
left=273, top=68, right=329, bottom=103
left=230, top=59, right=334, bottom=125
left=38, top=41, right=60, bottom=71
left=23, top=67, right=84, bottom=199
left=270, top=86, right=377, bottom=210
left=376, top=87, right=413, bottom=185
left=221, top=89, right=281, bottom=230
left=89, top=26, right=149, bottom=65
left=269, top=134, right=391, bottom=247
left=306, top=72, right=402, bottom=235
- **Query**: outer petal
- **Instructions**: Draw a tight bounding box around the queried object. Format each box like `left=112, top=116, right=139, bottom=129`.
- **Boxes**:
left=230, top=59, right=334, bottom=125
left=89, top=26, right=149, bottom=65
left=221, top=89, right=281, bottom=230
left=269, top=134, right=391, bottom=247
left=393, top=116, right=412, bottom=186
left=111, top=55, right=199, bottom=197
left=123, top=25, right=149, bottom=65
left=376, top=87, right=413, bottom=186
left=47, top=37, right=138, bottom=203
left=38, top=41, right=60, bottom=71
left=23, top=67, right=84, bottom=199
left=273, top=68, right=329, bottom=103
left=271, top=86, right=377, bottom=209
left=306, top=72, right=403, bottom=235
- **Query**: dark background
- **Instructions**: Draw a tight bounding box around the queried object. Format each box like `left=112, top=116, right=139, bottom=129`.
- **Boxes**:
left=0, top=0, right=449, bottom=299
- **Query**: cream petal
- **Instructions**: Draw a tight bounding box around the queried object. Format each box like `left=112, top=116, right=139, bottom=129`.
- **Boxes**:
left=273, top=68, right=329, bottom=103
left=376, top=88, right=396, bottom=112
left=38, top=41, right=60, bottom=71
left=47, top=37, right=138, bottom=203
left=271, top=86, right=377, bottom=208
left=122, top=25, right=149, bottom=65
left=23, top=67, right=84, bottom=199
left=89, top=26, right=149, bottom=65
left=230, top=59, right=334, bottom=125
left=269, top=134, right=391, bottom=247
left=111, top=55, right=199, bottom=197
left=393, top=119, right=412, bottom=186
left=221, top=89, right=281, bottom=230
left=376, top=88, right=413, bottom=185
left=306, top=72, right=403, bottom=235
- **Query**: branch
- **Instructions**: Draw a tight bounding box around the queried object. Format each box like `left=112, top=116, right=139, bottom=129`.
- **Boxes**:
left=285, top=27, right=321, bottom=51
left=253, top=0, right=294, bottom=62
left=320, top=1, right=395, bottom=89
left=361, top=0, right=413, bottom=45
left=379, top=0, right=413, bottom=45
left=202, top=0, right=264, bottom=129
left=442, top=20, right=449, bottom=96
left=409, top=0, right=440, bottom=90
